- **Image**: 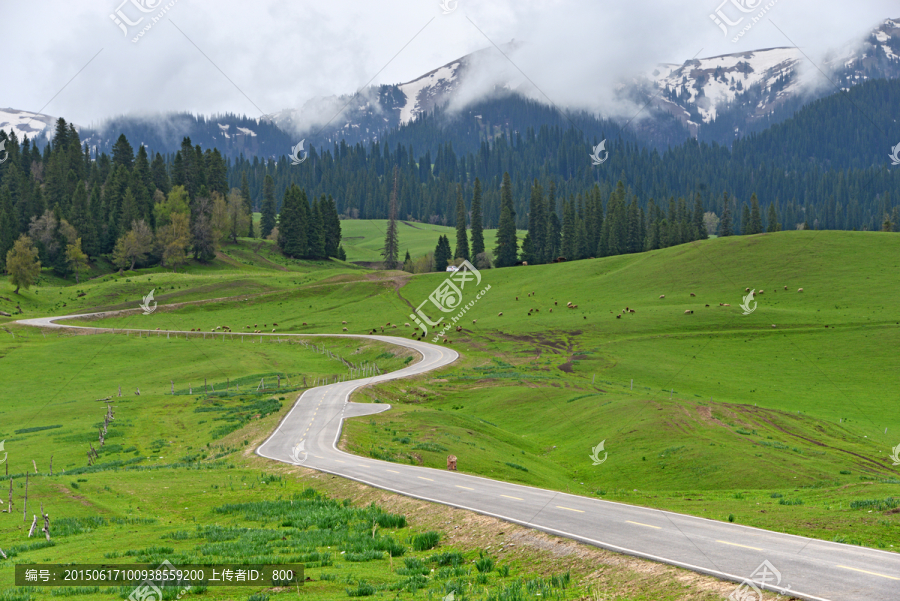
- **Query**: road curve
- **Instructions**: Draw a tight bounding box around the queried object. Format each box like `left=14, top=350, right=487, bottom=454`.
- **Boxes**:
left=19, top=312, right=900, bottom=601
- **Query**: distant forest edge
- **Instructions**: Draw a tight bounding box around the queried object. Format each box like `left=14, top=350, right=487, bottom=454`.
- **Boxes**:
left=0, top=77, right=898, bottom=283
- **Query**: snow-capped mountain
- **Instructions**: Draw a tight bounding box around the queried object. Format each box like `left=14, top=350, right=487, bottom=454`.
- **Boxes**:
left=0, top=108, right=66, bottom=143
left=645, top=18, right=900, bottom=141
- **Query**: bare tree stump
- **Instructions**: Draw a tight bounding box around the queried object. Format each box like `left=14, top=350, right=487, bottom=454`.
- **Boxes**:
left=32, top=459, right=37, bottom=474
left=49, top=455, right=53, bottom=476
left=28, top=514, right=36, bottom=537
left=23, top=473, right=27, bottom=524
left=0, top=547, right=6, bottom=559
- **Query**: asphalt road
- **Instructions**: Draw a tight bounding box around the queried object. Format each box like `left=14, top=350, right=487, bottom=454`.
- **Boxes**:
left=20, top=312, right=900, bottom=601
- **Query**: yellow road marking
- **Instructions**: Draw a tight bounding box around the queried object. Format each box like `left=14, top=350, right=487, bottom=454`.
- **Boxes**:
left=501, top=495, right=523, bottom=500
left=626, top=521, right=661, bottom=529
left=386, top=469, right=400, bottom=474
left=334, top=460, right=345, bottom=463
left=836, top=565, right=900, bottom=580
left=716, top=540, right=762, bottom=551
left=556, top=506, right=584, bottom=513
left=313, top=455, right=323, bottom=459
left=418, top=477, right=434, bottom=481
left=455, top=485, right=474, bottom=490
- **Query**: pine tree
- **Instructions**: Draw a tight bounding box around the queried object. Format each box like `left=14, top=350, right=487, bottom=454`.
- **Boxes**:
left=0, top=186, right=16, bottom=271
left=741, top=203, right=751, bottom=235
left=527, top=179, right=547, bottom=264
left=719, top=193, right=733, bottom=237
left=307, top=194, right=326, bottom=259
left=494, top=172, right=518, bottom=267
left=693, top=194, right=708, bottom=239
left=434, top=235, right=452, bottom=271
left=277, top=185, right=308, bottom=258
left=111, top=134, right=134, bottom=170
left=260, top=174, right=276, bottom=238
left=322, top=195, right=342, bottom=257
left=241, top=171, right=254, bottom=238
left=470, top=178, right=485, bottom=257
left=766, top=202, right=779, bottom=232
left=748, top=193, right=763, bottom=234
left=382, top=166, right=400, bottom=269
left=454, top=186, right=469, bottom=260
left=562, top=200, right=576, bottom=260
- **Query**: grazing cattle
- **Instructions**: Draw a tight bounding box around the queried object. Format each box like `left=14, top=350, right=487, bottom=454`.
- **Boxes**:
left=684, top=310, right=693, bottom=314
left=629, top=309, right=635, bottom=313
left=690, top=293, right=696, bottom=297
left=516, top=297, right=518, bottom=301
left=719, top=303, right=724, bottom=306
left=254, top=324, right=257, bottom=327
left=549, top=308, right=552, bottom=312
left=456, top=325, right=462, bottom=332
left=659, top=295, right=665, bottom=299
left=498, top=312, right=503, bottom=316
left=616, top=314, right=621, bottom=319
left=404, top=322, right=410, bottom=327
left=784, top=286, right=788, bottom=290
left=758, top=290, right=764, bottom=294
left=705, top=304, right=710, bottom=307
left=386, top=322, right=391, bottom=326
left=273, top=323, right=277, bottom=326
left=272, top=329, right=275, bottom=332
left=745, top=287, right=751, bottom=292
left=472, top=319, right=477, bottom=324
left=723, top=303, right=731, bottom=306
left=771, top=324, right=777, bottom=328
left=442, top=337, right=447, bottom=343
left=555, top=301, right=558, bottom=305
left=343, top=327, right=348, bottom=331
left=798, top=288, right=803, bottom=292
left=302, top=322, right=307, bottom=325
left=522, top=261, right=528, bottom=266
left=342, top=321, right=347, bottom=324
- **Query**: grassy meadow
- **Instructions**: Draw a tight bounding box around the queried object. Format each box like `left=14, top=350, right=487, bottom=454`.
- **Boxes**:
left=0, top=227, right=898, bottom=599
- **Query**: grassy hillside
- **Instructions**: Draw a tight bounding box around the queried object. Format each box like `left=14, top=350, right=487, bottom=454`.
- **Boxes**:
left=1, top=228, right=898, bottom=599
left=338, top=219, right=526, bottom=263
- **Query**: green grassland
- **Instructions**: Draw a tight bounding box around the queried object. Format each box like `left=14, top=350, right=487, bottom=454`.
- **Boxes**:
left=1, top=229, right=898, bottom=599
left=337, top=220, right=526, bottom=263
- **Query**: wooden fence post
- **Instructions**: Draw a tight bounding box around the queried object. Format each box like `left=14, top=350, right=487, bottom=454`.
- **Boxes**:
left=23, top=473, right=27, bottom=524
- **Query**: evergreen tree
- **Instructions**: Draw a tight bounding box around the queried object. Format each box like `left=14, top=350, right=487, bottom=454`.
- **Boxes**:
left=260, top=174, right=276, bottom=238
left=494, top=172, right=518, bottom=267
left=454, top=186, right=469, bottom=260
left=719, top=193, right=733, bottom=237
left=322, top=195, right=342, bottom=257
left=111, top=134, right=134, bottom=170
left=277, top=185, right=307, bottom=258
left=562, top=200, right=576, bottom=259
left=240, top=171, right=254, bottom=238
left=382, top=166, right=400, bottom=269
left=748, top=193, right=763, bottom=234
left=527, top=179, right=547, bottom=264
left=307, top=194, right=326, bottom=259
left=151, top=152, right=169, bottom=195
left=68, top=182, right=95, bottom=258
left=434, top=235, right=452, bottom=271
left=0, top=186, right=16, bottom=271
left=548, top=211, right=561, bottom=260
left=766, top=202, right=779, bottom=232
left=469, top=178, right=485, bottom=257
left=693, top=194, right=708, bottom=239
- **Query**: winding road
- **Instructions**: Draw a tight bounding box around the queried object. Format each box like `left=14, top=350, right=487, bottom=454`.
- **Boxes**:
left=19, top=312, right=900, bottom=601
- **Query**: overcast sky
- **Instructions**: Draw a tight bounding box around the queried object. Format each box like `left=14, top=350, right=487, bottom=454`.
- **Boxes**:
left=2, top=0, right=897, bottom=127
